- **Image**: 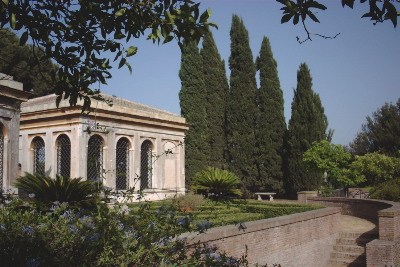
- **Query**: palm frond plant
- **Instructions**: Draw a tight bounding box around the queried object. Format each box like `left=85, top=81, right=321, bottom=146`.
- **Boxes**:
left=192, top=167, right=242, bottom=200
left=14, top=173, right=99, bottom=205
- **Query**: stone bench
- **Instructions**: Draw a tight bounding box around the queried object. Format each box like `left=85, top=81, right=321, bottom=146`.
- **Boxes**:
left=255, top=192, right=276, bottom=201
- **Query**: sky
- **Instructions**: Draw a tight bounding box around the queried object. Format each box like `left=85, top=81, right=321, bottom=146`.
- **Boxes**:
left=101, top=0, right=400, bottom=146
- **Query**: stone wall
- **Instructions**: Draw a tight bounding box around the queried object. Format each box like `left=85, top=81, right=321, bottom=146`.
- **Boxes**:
left=0, top=75, right=30, bottom=190
left=183, top=207, right=340, bottom=267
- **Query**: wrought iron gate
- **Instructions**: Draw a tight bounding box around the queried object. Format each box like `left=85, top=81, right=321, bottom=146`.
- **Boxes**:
left=56, top=134, right=71, bottom=178
left=32, top=137, right=45, bottom=175
left=87, top=135, right=103, bottom=183
left=116, top=138, right=129, bottom=190
left=140, top=140, right=152, bottom=190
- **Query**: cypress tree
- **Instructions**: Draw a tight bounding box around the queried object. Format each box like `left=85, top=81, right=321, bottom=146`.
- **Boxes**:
left=255, top=37, right=286, bottom=192
left=200, top=31, right=229, bottom=169
left=285, top=63, right=328, bottom=196
left=179, top=41, right=209, bottom=186
left=226, top=15, right=258, bottom=191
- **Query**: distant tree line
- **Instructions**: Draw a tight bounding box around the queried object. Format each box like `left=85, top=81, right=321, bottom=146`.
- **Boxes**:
left=0, top=28, right=57, bottom=97
left=179, top=15, right=328, bottom=197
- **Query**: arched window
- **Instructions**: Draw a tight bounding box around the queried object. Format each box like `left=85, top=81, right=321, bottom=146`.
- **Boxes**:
left=32, top=137, right=45, bottom=175
left=116, top=138, right=130, bottom=190
left=0, top=124, right=4, bottom=188
left=140, top=140, right=153, bottom=190
left=87, top=135, right=103, bottom=183
left=56, top=134, right=71, bottom=178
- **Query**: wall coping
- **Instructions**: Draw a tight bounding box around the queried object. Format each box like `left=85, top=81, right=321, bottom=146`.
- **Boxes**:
left=182, top=207, right=340, bottom=244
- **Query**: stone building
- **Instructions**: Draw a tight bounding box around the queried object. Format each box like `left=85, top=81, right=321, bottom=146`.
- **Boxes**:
left=19, top=94, right=187, bottom=201
left=0, top=74, right=30, bottom=191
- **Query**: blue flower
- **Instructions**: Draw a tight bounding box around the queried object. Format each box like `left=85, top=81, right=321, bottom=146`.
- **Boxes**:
left=85, top=233, right=100, bottom=243
left=177, top=217, right=190, bottom=227
left=68, top=224, right=79, bottom=234
left=79, top=215, right=95, bottom=229
left=60, top=210, right=75, bottom=222
left=208, top=252, right=221, bottom=261
left=196, top=220, right=212, bottom=233
left=0, top=224, right=5, bottom=231
left=22, top=226, right=34, bottom=235
left=26, top=258, right=40, bottom=267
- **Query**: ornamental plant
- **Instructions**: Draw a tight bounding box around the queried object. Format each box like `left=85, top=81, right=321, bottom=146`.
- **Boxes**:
left=14, top=173, right=99, bottom=204
left=192, top=167, right=242, bottom=199
left=0, top=197, right=270, bottom=267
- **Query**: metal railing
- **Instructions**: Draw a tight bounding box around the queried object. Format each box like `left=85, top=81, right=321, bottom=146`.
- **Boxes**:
left=87, top=135, right=103, bottom=183
left=140, top=140, right=153, bottom=190
left=56, top=134, right=71, bottom=178
left=116, top=138, right=130, bottom=190
left=32, top=137, right=45, bottom=175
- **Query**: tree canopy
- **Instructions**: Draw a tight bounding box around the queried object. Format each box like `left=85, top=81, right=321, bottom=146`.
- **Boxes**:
left=350, top=99, right=400, bottom=157
left=277, top=0, right=400, bottom=43
left=0, top=0, right=214, bottom=111
left=0, top=28, right=57, bottom=96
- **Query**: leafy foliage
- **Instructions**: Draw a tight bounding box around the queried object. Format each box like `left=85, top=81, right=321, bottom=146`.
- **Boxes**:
left=0, top=0, right=214, bottom=111
left=285, top=63, right=328, bottom=196
left=277, top=0, right=400, bottom=43
left=14, top=173, right=99, bottom=204
left=255, top=36, right=286, bottom=192
left=173, top=192, right=205, bottom=212
left=0, top=194, right=295, bottom=266
left=303, top=140, right=364, bottom=188
left=370, top=177, right=400, bottom=202
left=350, top=99, right=400, bottom=157
left=349, top=152, right=400, bottom=185
left=226, top=15, right=258, bottom=190
left=0, top=29, right=57, bottom=96
left=179, top=41, right=209, bottom=185
left=192, top=167, right=242, bottom=199
left=200, top=31, right=229, bottom=170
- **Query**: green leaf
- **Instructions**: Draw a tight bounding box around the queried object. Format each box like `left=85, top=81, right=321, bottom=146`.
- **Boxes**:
left=309, top=1, right=327, bottom=10
left=126, top=46, right=137, bottom=57
left=281, top=13, right=292, bottom=24
left=10, top=12, right=16, bottom=29
left=115, top=8, right=126, bottom=17
left=2, top=0, right=9, bottom=5
left=293, top=14, right=299, bottom=25
left=19, top=31, right=28, bottom=46
left=308, top=12, right=320, bottom=23
left=118, top=57, right=126, bottom=69
left=199, top=9, right=211, bottom=23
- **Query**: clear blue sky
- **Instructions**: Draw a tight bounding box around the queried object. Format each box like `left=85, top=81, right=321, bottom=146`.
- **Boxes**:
left=102, top=0, right=399, bottom=146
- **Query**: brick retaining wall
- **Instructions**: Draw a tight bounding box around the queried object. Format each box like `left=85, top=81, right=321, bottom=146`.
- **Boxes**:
left=298, top=193, right=400, bottom=267
left=182, top=207, right=340, bottom=266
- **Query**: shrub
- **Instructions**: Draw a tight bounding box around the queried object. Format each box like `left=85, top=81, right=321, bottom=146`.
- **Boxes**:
left=14, top=173, right=99, bottom=205
left=0, top=198, right=263, bottom=267
left=174, top=192, right=205, bottom=212
left=192, top=167, right=242, bottom=199
left=369, top=178, right=400, bottom=201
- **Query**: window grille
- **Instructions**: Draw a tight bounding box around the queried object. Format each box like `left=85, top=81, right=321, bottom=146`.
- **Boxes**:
left=0, top=126, right=4, bottom=189
left=116, top=138, right=130, bottom=190
left=56, top=134, right=71, bottom=178
left=140, top=140, right=153, bottom=190
left=32, top=137, right=45, bottom=175
left=87, top=135, right=103, bottom=183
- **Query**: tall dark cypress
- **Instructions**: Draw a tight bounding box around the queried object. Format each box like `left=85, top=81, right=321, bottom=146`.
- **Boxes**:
left=226, top=15, right=258, bottom=191
left=200, top=31, right=229, bottom=169
left=255, top=37, right=286, bottom=192
left=179, top=41, right=209, bottom=186
left=285, top=63, right=328, bottom=196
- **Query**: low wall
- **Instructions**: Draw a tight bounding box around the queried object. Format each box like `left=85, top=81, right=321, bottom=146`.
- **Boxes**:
left=298, top=193, right=400, bottom=267
left=305, top=196, right=392, bottom=224
left=183, top=207, right=340, bottom=267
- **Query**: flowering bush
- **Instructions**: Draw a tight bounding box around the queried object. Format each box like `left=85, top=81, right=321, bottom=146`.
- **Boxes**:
left=0, top=195, right=276, bottom=267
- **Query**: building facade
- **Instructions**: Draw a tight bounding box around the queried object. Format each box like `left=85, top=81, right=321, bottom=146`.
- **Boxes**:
left=19, top=94, right=187, bottom=201
left=0, top=75, right=30, bottom=192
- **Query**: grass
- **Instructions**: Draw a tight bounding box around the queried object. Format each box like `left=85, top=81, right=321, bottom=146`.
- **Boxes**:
left=130, top=198, right=323, bottom=228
